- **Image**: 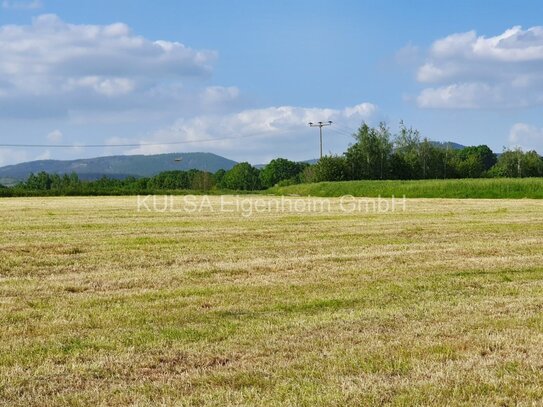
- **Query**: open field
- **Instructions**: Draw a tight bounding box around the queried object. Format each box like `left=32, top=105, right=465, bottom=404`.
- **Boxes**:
left=1, top=196, right=543, bottom=406
left=269, top=178, right=543, bottom=199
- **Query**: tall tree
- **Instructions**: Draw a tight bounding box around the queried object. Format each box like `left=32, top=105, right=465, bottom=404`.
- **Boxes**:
left=345, top=122, right=392, bottom=180
left=391, top=121, right=421, bottom=179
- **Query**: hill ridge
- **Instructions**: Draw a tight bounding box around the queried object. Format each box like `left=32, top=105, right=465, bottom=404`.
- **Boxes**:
left=0, top=152, right=237, bottom=184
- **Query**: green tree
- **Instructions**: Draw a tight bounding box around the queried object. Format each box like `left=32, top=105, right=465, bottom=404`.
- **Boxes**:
left=455, top=153, right=483, bottom=178
left=25, top=172, right=52, bottom=190
left=300, top=165, right=317, bottom=183
left=418, top=138, right=433, bottom=179
left=149, top=171, right=190, bottom=189
left=260, top=158, right=304, bottom=188
left=345, top=122, right=392, bottom=180
left=49, top=174, right=62, bottom=190
left=68, top=172, right=81, bottom=188
left=453, top=145, right=497, bottom=178
left=419, top=138, right=448, bottom=179
left=490, top=148, right=543, bottom=177
left=523, top=150, right=543, bottom=177
left=313, top=155, right=349, bottom=182
left=474, top=145, right=497, bottom=171
left=391, top=122, right=421, bottom=179
left=390, top=123, right=450, bottom=179
left=191, top=171, right=214, bottom=191
left=223, top=162, right=262, bottom=190
left=214, top=169, right=227, bottom=188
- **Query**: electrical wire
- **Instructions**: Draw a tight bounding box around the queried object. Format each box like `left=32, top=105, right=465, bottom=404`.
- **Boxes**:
left=333, top=123, right=357, bottom=135
left=0, top=125, right=358, bottom=150
left=328, top=127, right=355, bottom=138
left=0, top=130, right=288, bottom=149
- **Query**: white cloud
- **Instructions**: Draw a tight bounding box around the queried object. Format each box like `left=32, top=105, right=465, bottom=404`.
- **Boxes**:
left=200, top=86, right=240, bottom=107
left=119, top=102, right=377, bottom=163
left=0, top=15, right=377, bottom=166
left=0, top=146, right=59, bottom=167
left=64, top=77, right=136, bottom=97
left=0, top=14, right=219, bottom=118
left=2, top=0, right=42, bottom=10
left=47, top=129, right=63, bottom=143
left=344, top=103, right=377, bottom=118
left=417, top=83, right=504, bottom=109
left=0, top=148, right=28, bottom=167
left=413, top=26, right=543, bottom=108
left=509, top=123, right=543, bottom=153
left=35, top=149, right=51, bottom=160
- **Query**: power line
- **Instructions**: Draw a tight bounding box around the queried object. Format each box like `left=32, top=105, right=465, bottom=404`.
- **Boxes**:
left=0, top=124, right=357, bottom=154
left=0, top=130, right=283, bottom=149
left=333, top=123, right=357, bottom=135
left=328, top=127, right=354, bottom=138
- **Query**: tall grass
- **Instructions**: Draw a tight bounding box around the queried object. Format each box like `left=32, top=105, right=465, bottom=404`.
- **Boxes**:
left=268, top=178, right=543, bottom=199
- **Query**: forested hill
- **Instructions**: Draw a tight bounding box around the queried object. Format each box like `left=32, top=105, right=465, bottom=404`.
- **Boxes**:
left=0, top=152, right=237, bottom=184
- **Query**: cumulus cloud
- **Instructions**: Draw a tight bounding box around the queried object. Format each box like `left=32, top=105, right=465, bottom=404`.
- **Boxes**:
left=35, top=149, right=51, bottom=160
left=46, top=129, right=63, bottom=143
left=2, top=0, right=42, bottom=10
left=0, top=15, right=378, bottom=166
left=509, top=123, right=543, bottom=153
left=119, top=102, right=377, bottom=163
left=200, top=86, right=241, bottom=108
left=413, top=26, right=543, bottom=108
left=0, top=148, right=28, bottom=167
left=0, top=147, right=61, bottom=167
left=417, top=83, right=505, bottom=109
left=0, top=14, right=220, bottom=119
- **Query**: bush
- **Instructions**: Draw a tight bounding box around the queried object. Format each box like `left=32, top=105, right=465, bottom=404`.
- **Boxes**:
left=223, top=162, right=262, bottom=190
left=313, top=155, right=350, bottom=182
left=260, top=158, right=305, bottom=188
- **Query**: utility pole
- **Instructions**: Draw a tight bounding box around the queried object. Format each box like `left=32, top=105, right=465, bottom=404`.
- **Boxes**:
left=309, top=121, right=332, bottom=159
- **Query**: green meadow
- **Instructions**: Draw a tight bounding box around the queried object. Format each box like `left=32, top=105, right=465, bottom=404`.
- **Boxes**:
left=268, top=177, right=543, bottom=199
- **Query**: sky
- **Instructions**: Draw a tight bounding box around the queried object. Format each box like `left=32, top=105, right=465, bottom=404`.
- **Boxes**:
left=1, top=0, right=543, bottom=166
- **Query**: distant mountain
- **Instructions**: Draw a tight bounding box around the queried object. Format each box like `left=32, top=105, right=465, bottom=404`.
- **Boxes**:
left=0, top=152, right=237, bottom=184
left=431, top=141, right=466, bottom=150
left=302, top=158, right=319, bottom=165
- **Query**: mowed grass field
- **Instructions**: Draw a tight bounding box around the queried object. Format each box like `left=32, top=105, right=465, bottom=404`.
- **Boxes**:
left=1, top=196, right=543, bottom=406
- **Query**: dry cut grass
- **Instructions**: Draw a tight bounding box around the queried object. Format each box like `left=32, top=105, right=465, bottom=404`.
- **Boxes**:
left=1, top=195, right=543, bottom=406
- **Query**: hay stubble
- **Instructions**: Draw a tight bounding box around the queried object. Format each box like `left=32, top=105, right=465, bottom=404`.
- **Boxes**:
left=1, top=196, right=542, bottom=406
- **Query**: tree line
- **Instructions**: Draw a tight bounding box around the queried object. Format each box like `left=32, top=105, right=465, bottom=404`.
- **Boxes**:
left=2, top=121, right=542, bottom=196
left=309, top=121, right=543, bottom=182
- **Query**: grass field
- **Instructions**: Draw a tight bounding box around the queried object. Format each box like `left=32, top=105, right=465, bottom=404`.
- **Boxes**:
left=268, top=178, right=543, bottom=199
left=1, top=196, right=543, bottom=406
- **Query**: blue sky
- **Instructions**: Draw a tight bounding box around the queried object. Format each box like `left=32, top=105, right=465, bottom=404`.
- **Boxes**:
left=1, top=0, right=543, bottom=165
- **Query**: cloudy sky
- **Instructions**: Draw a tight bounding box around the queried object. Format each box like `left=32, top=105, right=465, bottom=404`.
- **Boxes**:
left=1, top=0, right=543, bottom=166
